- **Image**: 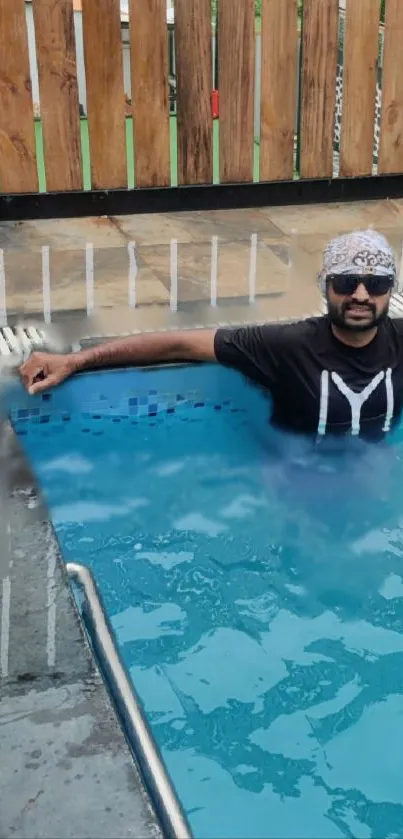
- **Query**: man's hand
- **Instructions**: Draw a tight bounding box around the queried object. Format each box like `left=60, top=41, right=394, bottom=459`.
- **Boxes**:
left=19, top=351, right=78, bottom=395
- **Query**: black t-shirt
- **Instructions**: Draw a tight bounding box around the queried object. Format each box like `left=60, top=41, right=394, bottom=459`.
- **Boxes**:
left=214, top=316, right=403, bottom=439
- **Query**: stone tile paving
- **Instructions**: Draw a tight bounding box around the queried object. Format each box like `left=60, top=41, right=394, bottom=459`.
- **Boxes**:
left=1, top=199, right=402, bottom=337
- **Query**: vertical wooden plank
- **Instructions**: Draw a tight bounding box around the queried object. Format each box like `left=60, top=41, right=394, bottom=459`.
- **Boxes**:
left=0, top=0, right=38, bottom=193
left=299, top=0, right=339, bottom=180
left=175, top=0, right=212, bottom=185
left=82, top=0, right=127, bottom=189
left=129, top=0, right=170, bottom=187
left=260, top=0, right=298, bottom=181
left=218, top=0, right=255, bottom=183
left=340, top=0, right=380, bottom=177
left=378, top=0, right=403, bottom=175
left=33, top=0, right=83, bottom=192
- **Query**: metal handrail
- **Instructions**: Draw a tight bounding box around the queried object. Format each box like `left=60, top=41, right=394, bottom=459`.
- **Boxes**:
left=66, top=562, right=192, bottom=839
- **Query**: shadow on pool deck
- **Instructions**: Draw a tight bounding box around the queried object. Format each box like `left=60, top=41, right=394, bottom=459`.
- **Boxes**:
left=1, top=199, right=403, bottom=837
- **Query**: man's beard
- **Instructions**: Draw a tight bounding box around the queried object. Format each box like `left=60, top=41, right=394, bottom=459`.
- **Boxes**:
left=327, top=299, right=390, bottom=332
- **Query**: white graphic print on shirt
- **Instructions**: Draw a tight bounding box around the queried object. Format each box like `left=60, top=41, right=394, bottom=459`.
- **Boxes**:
left=317, top=368, right=394, bottom=436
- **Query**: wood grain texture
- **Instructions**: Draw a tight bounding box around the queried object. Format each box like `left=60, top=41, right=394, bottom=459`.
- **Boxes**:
left=175, top=0, right=212, bottom=185
left=340, top=0, right=379, bottom=177
left=82, top=0, right=127, bottom=189
left=130, top=0, right=170, bottom=187
left=379, top=0, right=403, bottom=174
left=0, top=0, right=38, bottom=193
left=33, top=0, right=82, bottom=191
left=218, top=0, right=255, bottom=183
left=260, top=0, right=298, bottom=181
left=299, top=0, right=339, bottom=179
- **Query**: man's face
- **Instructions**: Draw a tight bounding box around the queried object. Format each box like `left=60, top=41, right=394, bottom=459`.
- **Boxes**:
left=326, top=275, right=392, bottom=332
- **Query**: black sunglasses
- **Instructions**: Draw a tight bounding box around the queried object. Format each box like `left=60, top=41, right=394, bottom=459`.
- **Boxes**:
left=327, top=273, right=395, bottom=297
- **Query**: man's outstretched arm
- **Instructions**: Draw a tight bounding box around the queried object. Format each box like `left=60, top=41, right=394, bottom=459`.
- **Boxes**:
left=19, top=329, right=218, bottom=395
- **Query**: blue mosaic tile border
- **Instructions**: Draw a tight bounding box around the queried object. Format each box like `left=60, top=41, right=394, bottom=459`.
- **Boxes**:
left=6, top=365, right=270, bottom=439
left=11, top=396, right=250, bottom=440
left=7, top=365, right=244, bottom=422
left=12, top=389, right=189, bottom=421
left=10, top=389, right=245, bottom=426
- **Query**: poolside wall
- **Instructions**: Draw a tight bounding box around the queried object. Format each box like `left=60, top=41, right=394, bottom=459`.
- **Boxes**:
left=0, top=0, right=402, bottom=201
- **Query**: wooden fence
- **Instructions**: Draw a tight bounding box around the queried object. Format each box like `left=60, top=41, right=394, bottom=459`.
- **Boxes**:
left=0, top=0, right=402, bottom=198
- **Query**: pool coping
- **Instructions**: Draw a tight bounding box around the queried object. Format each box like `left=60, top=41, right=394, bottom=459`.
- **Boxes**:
left=3, top=286, right=403, bottom=362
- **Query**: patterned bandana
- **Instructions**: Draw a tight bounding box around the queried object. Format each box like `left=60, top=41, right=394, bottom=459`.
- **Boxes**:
left=318, top=229, right=398, bottom=295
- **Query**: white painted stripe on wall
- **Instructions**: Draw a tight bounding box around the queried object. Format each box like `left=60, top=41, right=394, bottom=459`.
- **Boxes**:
left=210, top=236, right=218, bottom=307
left=0, top=331, right=11, bottom=357
left=128, top=241, right=137, bottom=308
left=1, top=577, right=11, bottom=679
left=249, top=233, right=258, bottom=304
left=27, top=326, right=43, bottom=345
left=3, top=327, right=19, bottom=354
left=42, top=246, right=51, bottom=324
left=170, top=239, right=178, bottom=312
left=86, top=243, right=94, bottom=315
left=16, top=327, right=32, bottom=357
left=0, top=250, right=6, bottom=327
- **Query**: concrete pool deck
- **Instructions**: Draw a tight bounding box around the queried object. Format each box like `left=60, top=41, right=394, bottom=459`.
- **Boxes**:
left=2, top=198, right=403, bottom=338
left=1, top=197, right=403, bottom=837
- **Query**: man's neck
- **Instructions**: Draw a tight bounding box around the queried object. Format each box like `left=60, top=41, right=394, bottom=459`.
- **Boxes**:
left=331, top=324, right=378, bottom=348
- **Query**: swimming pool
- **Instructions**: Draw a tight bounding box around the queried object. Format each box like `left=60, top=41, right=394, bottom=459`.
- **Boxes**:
left=5, top=363, right=403, bottom=839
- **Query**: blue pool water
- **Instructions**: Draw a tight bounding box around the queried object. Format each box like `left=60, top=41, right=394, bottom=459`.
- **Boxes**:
left=7, top=365, right=403, bottom=839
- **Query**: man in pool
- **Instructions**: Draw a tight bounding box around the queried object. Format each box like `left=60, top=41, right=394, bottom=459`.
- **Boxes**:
left=19, top=229, right=403, bottom=440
